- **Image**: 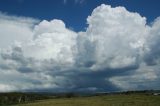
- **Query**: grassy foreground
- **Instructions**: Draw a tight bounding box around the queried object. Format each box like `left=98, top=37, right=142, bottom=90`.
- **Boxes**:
left=15, top=94, right=160, bottom=106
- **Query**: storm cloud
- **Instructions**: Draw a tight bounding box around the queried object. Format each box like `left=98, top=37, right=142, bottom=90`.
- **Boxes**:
left=0, top=4, right=160, bottom=92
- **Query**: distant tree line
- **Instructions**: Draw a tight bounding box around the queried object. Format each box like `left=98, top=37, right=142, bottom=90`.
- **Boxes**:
left=0, top=92, right=80, bottom=105
left=0, top=92, right=52, bottom=105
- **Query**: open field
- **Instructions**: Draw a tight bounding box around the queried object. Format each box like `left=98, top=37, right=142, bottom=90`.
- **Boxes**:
left=15, top=94, right=160, bottom=106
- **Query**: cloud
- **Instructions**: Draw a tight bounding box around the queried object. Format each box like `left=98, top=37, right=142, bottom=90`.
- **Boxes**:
left=109, top=63, right=160, bottom=90
left=0, top=12, right=39, bottom=48
left=144, top=17, right=160, bottom=65
left=0, top=4, right=160, bottom=92
left=63, top=0, right=86, bottom=5
left=74, top=0, right=85, bottom=4
left=63, top=0, right=67, bottom=4
left=85, top=5, right=148, bottom=70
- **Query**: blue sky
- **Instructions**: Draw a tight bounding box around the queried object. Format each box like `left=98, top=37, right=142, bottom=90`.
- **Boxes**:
left=0, top=0, right=160, bottom=92
left=0, top=0, right=160, bottom=31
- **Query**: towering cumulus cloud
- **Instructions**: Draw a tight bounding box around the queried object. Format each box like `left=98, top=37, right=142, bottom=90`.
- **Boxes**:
left=0, top=4, right=160, bottom=92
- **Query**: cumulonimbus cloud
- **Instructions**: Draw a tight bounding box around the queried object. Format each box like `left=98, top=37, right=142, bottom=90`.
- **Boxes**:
left=0, top=4, right=160, bottom=92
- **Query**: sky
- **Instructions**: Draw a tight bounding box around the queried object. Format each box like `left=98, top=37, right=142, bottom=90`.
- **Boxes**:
left=0, top=0, right=160, bottom=31
left=0, top=0, right=160, bottom=92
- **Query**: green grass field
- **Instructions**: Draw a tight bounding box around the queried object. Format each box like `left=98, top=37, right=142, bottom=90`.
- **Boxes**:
left=15, top=94, right=160, bottom=106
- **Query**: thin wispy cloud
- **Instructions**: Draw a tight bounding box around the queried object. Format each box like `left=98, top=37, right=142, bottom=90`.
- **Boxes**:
left=63, top=0, right=67, bottom=4
left=63, top=0, right=86, bottom=5
left=75, top=0, right=85, bottom=4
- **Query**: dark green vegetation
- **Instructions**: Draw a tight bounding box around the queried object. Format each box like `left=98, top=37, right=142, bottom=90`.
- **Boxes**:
left=0, top=92, right=52, bottom=105
left=0, top=91, right=160, bottom=106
